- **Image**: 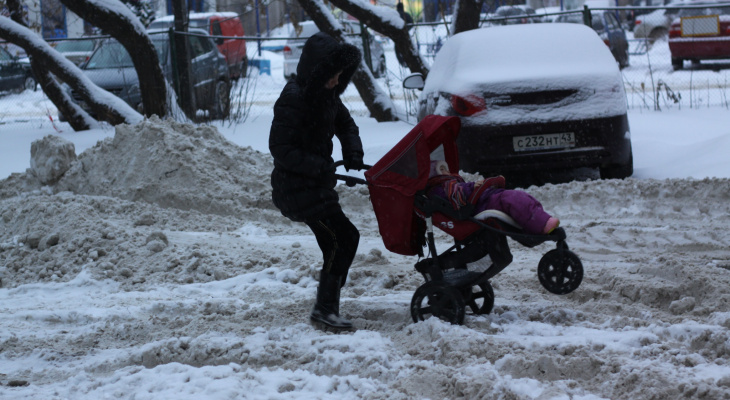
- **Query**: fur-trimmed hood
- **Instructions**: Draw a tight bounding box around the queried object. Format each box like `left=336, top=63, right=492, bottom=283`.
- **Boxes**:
left=296, top=32, right=361, bottom=98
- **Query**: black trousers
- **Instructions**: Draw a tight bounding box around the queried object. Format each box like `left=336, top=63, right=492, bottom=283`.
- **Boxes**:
left=305, top=210, right=360, bottom=280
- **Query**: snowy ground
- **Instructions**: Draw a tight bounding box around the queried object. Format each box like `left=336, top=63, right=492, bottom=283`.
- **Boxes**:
left=2, top=38, right=730, bottom=400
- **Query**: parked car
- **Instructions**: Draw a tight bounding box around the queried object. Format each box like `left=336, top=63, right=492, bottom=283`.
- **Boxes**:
left=485, top=5, right=542, bottom=25
left=633, top=1, right=684, bottom=42
left=402, top=24, right=633, bottom=182
left=668, top=2, right=730, bottom=70
left=149, top=12, right=248, bottom=79
left=60, top=29, right=230, bottom=120
left=52, top=37, right=101, bottom=66
left=0, top=45, right=36, bottom=93
left=556, top=11, right=630, bottom=68
left=283, top=20, right=386, bottom=80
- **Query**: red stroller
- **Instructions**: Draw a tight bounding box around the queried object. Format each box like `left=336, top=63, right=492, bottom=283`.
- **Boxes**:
left=352, top=115, right=583, bottom=325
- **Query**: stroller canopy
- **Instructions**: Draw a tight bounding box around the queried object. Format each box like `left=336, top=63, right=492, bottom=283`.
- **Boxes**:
left=365, top=115, right=461, bottom=255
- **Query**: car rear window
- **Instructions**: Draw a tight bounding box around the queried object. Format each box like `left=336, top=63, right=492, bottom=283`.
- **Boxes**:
left=86, top=40, right=167, bottom=69
left=85, top=42, right=133, bottom=69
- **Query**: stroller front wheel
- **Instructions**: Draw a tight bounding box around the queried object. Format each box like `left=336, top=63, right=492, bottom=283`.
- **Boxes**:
left=538, top=249, right=583, bottom=295
left=463, top=280, right=495, bottom=315
left=411, top=282, right=466, bottom=325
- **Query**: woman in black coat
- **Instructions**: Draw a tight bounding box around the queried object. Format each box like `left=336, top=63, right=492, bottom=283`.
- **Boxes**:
left=269, top=32, right=364, bottom=329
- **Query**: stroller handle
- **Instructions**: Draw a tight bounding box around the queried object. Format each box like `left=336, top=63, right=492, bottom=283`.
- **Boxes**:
left=333, top=160, right=371, bottom=187
left=332, top=160, right=373, bottom=170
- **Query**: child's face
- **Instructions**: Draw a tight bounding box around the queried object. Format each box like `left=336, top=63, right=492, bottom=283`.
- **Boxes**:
left=438, top=163, right=450, bottom=175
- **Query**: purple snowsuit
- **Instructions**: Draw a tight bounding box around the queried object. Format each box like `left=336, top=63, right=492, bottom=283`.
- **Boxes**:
left=426, top=174, right=552, bottom=235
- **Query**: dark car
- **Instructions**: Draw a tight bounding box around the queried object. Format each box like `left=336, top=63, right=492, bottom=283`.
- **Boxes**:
left=402, top=24, right=633, bottom=183
left=0, top=45, right=36, bottom=93
left=556, top=11, right=630, bottom=69
left=62, top=29, right=230, bottom=120
left=668, top=3, right=730, bottom=70
left=149, top=12, right=248, bottom=79
left=486, top=5, right=543, bottom=25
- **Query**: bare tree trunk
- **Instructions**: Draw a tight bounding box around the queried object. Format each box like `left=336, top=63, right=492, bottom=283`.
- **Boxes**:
left=297, top=0, right=396, bottom=122
left=0, top=17, right=135, bottom=126
left=452, top=0, right=485, bottom=35
left=324, top=0, right=429, bottom=77
left=60, top=0, right=168, bottom=118
left=5, top=0, right=90, bottom=131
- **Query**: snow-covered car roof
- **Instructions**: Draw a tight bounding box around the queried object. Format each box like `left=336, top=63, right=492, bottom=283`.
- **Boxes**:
left=422, top=23, right=621, bottom=97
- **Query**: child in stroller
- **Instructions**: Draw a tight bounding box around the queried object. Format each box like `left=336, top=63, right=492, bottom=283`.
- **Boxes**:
left=360, top=115, right=583, bottom=325
left=427, top=160, right=560, bottom=235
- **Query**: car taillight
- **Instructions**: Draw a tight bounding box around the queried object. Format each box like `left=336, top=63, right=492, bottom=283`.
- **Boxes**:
left=451, top=95, right=486, bottom=116
left=635, top=20, right=642, bottom=25
left=283, top=46, right=292, bottom=56
left=669, top=25, right=681, bottom=38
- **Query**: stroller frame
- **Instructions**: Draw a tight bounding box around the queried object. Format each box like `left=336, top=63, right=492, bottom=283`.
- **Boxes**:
left=410, top=188, right=582, bottom=325
left=350, top=115, right=583, bottom=325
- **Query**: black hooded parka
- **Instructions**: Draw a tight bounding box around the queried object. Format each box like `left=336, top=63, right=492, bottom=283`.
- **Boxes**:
left=269, top=32, right=364, bottom=222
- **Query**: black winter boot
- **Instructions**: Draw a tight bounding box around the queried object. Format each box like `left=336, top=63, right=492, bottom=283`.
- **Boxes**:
left=310, top=273, right=353, bottom=330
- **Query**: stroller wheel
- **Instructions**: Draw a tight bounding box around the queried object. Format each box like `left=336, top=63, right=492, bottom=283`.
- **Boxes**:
left=410, top=282, right=466, bottom=325
left=463, top=281, right=495, bottom=315
left=537, top=249, right=583, bottom=295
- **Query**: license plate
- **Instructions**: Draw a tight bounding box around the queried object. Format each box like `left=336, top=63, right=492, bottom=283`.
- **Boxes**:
left=513, top=132, right=576, bottom=152
left=681, top=15, right=720, bottom=37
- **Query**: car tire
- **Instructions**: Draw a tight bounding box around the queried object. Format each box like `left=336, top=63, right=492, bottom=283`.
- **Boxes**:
left=600, top=150, right=633, bottom=180
left=211, top=80, right=231, bottom=120
left=672, top=58, right=683, bottom=71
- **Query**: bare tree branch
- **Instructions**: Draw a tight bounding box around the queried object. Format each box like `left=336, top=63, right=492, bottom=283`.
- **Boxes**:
left=60, top=0, right=168, bottom=118
left=323, top=0, right=429, bottom=77
left=452, top=0, right=486, bottom=35
left=5, top=0, right=91, bottom=130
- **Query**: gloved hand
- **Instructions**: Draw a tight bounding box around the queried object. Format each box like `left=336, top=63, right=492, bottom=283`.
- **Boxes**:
left=344, top=154, right=365, bottom=172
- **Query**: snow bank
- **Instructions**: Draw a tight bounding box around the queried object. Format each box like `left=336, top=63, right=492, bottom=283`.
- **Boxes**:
left=2, top=117, right=730, bottom=399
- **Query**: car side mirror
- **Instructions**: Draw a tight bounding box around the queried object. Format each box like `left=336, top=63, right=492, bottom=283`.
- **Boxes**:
left=403, top=73, right=425, bottom=90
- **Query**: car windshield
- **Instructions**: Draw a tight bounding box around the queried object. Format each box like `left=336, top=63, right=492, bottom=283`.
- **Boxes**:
left=85, top=40, right=167, bottom=69
left=54, top=39, right=95, bottom=53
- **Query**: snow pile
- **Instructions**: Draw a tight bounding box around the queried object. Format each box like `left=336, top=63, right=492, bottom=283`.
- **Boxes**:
left=52, top=116, right=276, bottom=217
left=29, top=135, right=77, bottom=185
left=3, top=117, right=730, bottom=399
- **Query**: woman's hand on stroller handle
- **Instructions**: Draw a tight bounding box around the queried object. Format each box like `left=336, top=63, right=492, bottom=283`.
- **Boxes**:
left=333, top=160, right=372, bottom=171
